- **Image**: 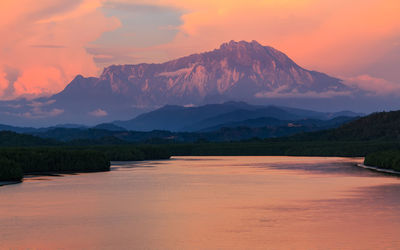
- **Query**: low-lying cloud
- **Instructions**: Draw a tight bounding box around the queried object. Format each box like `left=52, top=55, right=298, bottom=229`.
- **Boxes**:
left=5, top=107, right=64, bottom=119
left=343, top=75, right=400, bottom=96
left=89, top=108, right=108, bottom=117
left=255, top=89, right=352, bottom=99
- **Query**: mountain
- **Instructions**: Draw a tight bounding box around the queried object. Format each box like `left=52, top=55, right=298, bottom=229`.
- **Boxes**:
left=0, top=40, right=358, bottom=127
left=180, top=107, right=302, bottom=132
left=113, top=101, right=255, bottom=131
left=94, top=40, right=348, bottom=106
left=114, top=101, right=362, bottom=132
left=93, top=123, right=126, bottom=131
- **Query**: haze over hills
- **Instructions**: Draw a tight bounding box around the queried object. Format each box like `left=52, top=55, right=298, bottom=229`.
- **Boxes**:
left=0, top=101, right=362, bottom=143
left=2, top=102, right=400, bottom=145
left=4, top=108, right=400, bottom=145
left=0, top=40, right=368, bottom=127
left=114, top=101, right=362, bottom=132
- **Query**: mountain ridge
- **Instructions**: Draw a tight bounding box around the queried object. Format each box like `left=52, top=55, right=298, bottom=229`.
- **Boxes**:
left=0, top=40, right=362, bottom=126
left=93, top=40, right=348, bottom=106
left=113, top=101, right=363, bottom=132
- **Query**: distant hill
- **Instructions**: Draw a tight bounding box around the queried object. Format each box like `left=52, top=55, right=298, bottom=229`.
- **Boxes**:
left=114, top=101, right=362, bottom=132
left=200, top=116, right=356, bottom=132
left=27, top=117, right=354, bottom=144
left=290, top=110, right=400, bottom=141
left=23, top=110, right=399, bottom=144
left=0, top=123, right=87, bottom=134
left=92, top=123, right=126, bottom=131
left=0, top=124, right=38, bottom=134
left=0, top=131, right=59, bottom=147
left=114, top=102, right=260, bottom=131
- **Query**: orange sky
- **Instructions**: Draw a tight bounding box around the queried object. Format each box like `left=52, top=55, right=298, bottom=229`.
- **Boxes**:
left=0, top=0, right=399, bottom=99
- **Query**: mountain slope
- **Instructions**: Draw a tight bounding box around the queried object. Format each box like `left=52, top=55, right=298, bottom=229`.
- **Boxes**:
left=114, top=102, right=361, bottom=132
left=114, top=101, right=265, bottom=131
left=181, top=108, right=301, bottom=132
left=95, top=40, right=348, bottom=106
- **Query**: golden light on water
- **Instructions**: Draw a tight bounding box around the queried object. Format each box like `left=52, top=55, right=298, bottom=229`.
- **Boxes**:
left=1, top=156, right=400, bottom=249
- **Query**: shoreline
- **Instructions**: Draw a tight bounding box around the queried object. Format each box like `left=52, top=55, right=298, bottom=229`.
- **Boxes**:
left=357, top=163, right=400, bottom=176
left=0, top=169, right=111, bottom=187
left=0, top=180, right=21, bottom=187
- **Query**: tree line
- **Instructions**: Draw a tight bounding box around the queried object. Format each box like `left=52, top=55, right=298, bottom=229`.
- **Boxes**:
left=0, top=145, right=171, bottom=182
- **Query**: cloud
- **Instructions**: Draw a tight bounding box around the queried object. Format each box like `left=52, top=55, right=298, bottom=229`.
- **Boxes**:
left=28, top=99, right=56, bottom=107
left=0, top=0, right=120, bottom=99
left=2, top=65, right=21, bottom=98
left=86, top=1, right=183, bottom=67
left=255, top=89, right=352, bottom=99
left=30, top=44, right=66, bottom=48
left=5, top=107, right=64, bottom=119
left=86, top=47, right=142, bottom=65
left=343, top=75, right=400, bottom=96
left=89, top=108, right=108, bottom=117
left=22, top=108, right=64, bottom=119
left=102, top=2, right=181, bottom=13
left=7, top=104, right=22, bottom=109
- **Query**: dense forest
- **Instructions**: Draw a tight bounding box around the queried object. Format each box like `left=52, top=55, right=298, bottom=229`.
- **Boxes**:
left=0, top=145, right=171, bottom=182
left=161, top=140, right=400, bottom=157
left=364, top=150, right=400, bottom=172
left=0, top=131, right=59, bottom=147
left=288, top=110, right=400, bottom=141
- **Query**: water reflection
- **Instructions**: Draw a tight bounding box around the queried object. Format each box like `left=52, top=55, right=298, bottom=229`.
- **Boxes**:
left=1, top=156, right=400, bottom=249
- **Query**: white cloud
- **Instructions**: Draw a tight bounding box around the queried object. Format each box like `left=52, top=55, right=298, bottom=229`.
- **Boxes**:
left=343, top=75, right=400, bottom=96
left=28, top=99, right=56, bottom=107
left=5, top=107, right=64, bottom=119
left=255, top=89, right=352, bottom=99
left=89, top=108, right=108, bottom=117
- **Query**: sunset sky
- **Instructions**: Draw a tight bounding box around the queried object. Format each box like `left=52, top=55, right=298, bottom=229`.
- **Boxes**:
left=0, top=0, right=399, bottom=99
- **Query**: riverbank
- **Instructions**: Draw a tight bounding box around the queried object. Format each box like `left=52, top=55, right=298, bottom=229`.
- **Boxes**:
left=162, top=140, right=400, bottom=157
left=0, top=145, right=171, bottom=184
left=357, top=163, right=400, bottom=175
left=0, top=180, right=21, bottom=186
left=364, top=150, right=400, bottom=172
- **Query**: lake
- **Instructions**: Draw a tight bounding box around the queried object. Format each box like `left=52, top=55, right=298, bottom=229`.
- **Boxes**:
left=1, top=156, right=400, bottom=249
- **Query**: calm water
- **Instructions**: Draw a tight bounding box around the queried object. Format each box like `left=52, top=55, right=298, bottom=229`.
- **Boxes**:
left=1, top=156, right=400, bottom=249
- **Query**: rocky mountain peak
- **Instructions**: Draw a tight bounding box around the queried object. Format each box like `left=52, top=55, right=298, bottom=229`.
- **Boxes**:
left=219, top=40, right=264, bottom=50
left=47, top=40, right=352, bottom=119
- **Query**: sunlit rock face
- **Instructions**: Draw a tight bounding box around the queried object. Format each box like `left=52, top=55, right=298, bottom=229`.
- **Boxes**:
left=72, top=40, right=348, bottom=107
